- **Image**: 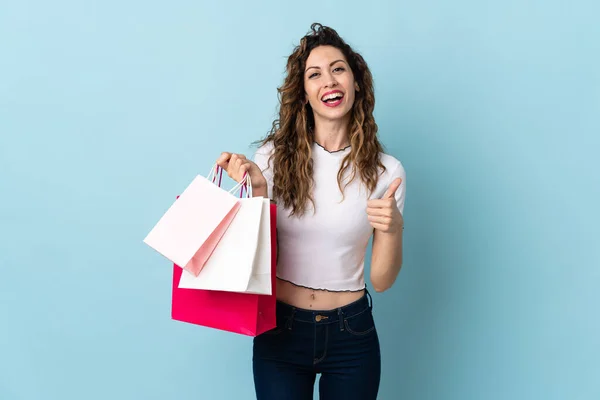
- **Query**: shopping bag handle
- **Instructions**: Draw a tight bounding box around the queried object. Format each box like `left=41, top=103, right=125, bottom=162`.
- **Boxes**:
left=231, top=172, right=252, bottom=198
left=208, top=164, right=224, bottom=187
left=206, top=164, right=252, bottom=199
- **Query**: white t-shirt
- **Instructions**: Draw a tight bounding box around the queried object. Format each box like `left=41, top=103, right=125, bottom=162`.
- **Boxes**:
left=253, top=141, right=406, bottom=292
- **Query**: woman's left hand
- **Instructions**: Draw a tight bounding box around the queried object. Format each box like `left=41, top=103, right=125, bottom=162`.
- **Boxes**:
left=366, top=178, right=404, bottom=234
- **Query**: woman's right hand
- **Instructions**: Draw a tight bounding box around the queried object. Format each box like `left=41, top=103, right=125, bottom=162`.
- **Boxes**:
left=216, top=152, right=267, bottom=190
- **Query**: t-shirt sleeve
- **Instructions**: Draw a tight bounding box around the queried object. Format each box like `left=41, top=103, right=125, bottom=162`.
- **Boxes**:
left=252, top=143, right=274, bottom=199
left=389, top=161, right=406, bottom=215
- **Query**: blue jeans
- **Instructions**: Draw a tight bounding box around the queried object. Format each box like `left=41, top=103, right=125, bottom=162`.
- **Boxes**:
left=252, top=291, right=381, bottom=399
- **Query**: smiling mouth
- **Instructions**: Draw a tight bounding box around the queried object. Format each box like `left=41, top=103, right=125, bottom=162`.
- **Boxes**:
left=321, top=92, right=344, bottom=107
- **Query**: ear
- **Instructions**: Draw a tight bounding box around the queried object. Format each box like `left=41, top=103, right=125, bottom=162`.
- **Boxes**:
left=355, top=82, right=360, bottom=92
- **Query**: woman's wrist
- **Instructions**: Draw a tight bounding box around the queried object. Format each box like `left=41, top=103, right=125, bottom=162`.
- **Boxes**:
left=252, top=179, right=268, bottom=198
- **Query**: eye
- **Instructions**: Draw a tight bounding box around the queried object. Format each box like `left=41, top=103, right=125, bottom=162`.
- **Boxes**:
left=308, top=72, right=319, bottom=79
left=333, top=66, right=345, bottom=73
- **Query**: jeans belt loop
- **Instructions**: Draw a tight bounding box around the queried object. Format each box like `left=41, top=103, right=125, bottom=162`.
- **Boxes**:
left=338, top=308, right=344, bottom=331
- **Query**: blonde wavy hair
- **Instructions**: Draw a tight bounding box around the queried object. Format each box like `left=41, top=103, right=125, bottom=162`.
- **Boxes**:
left=256, top=23, right=385, bottom=216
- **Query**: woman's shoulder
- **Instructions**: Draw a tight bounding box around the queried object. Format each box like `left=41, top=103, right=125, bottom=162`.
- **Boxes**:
left=252, top=140, right=275, bottom=171
left=254, top=140, right=275, bottom=157
left=378, top=151, right=405, bottom=177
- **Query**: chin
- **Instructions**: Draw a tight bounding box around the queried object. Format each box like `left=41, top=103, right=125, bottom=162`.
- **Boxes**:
left=324, top=110, right=352, bottom=122
left=317, top=104, right=353, bottom=121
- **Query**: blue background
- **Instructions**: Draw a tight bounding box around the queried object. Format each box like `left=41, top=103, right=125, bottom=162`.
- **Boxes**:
left=1, top=1, right=599, bottom=399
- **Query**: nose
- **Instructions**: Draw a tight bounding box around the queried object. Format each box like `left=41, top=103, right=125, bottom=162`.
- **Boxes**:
left=324, top=71, right=338, bottom=88
left=324, top=80, right=338, bottom=90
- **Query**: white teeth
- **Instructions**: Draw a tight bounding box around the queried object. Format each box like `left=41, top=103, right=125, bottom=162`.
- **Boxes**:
left=322, top=92, right=343, bottom=101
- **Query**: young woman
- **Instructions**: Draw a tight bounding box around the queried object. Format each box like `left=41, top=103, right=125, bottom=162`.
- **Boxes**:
left=216, top=23, right=406, bottom=400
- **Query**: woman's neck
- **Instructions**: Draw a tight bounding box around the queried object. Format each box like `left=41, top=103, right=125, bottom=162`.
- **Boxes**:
left=312, top=116, right=351, bottom=152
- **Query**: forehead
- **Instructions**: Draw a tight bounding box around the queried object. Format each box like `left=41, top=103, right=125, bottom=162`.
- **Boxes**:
left=306, top=45, right=347, bottom=67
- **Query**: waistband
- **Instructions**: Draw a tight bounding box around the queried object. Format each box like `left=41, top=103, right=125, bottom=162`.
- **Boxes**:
left=275, top=290, right=373, bottom=326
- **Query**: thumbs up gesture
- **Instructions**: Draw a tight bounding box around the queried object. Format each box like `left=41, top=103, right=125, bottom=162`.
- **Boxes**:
left=366, top=178, right=404, bottom=234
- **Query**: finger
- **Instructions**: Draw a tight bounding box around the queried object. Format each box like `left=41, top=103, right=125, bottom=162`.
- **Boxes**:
left=240, top=161, right=251, bottom=176
left=216, top=152, right=232, bottom=168
left=368, top=215, right=391, bottom=225
left=367, top=198, right=395, bottom=208
left=383, top=178, right=403, bottom=199
left=228, top=154, right=240, bottom=171
left=369, top=222, right=389, bottom=232
left=231, top=153, right=247, bottom=162
left=366, top=207, right=393, bottom=217
left=217, top=152, right=232, bottom=164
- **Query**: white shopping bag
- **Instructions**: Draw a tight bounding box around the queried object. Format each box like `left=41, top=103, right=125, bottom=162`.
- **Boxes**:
left=143, top=166, right=242, bottom=276
left=246, top=197, right=272, bottom=294
left=178, top=180, right=272, bottom=295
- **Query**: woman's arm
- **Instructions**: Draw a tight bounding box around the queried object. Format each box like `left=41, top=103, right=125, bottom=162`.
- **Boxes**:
left=366, top=177, right=404, bottom=292
left=252, top=184, right=268, bottom=198
left=370, top=228, right=403, bottom=292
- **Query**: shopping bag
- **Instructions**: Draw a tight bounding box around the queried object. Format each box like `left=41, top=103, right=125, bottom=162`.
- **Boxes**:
left=178, top=196, right=272, bottom=295
left=143, top=166, right=241, bottom=276
left=171, top=203, right=278, bottom=336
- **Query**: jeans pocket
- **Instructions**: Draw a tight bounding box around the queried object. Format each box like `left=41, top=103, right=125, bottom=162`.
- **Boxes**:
left=344, top=309, right=376, bottom=336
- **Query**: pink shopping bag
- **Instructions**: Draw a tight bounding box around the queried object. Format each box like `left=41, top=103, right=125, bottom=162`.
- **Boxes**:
left=143, top=166, right=241, bottom=276
left=171, top=203, right=277, bottom=336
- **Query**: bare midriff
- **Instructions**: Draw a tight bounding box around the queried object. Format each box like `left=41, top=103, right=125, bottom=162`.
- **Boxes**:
left=275, top=278, right=365, bottom=310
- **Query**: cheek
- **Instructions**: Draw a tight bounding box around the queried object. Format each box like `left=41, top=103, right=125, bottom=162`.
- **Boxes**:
left=304, top=82, right=319, bottom=102
left=345, top=89, right=357, bottom=108
left=342, top=78, right=357, bottom=105
left=311, top=93, right=323, bottom=107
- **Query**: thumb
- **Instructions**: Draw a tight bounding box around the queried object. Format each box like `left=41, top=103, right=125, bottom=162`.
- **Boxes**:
left=383, top=178, right=402, bottom=199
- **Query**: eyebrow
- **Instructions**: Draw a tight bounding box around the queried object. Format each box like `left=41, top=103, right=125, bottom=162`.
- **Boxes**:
left=305, top=59, right=347, bottom=73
